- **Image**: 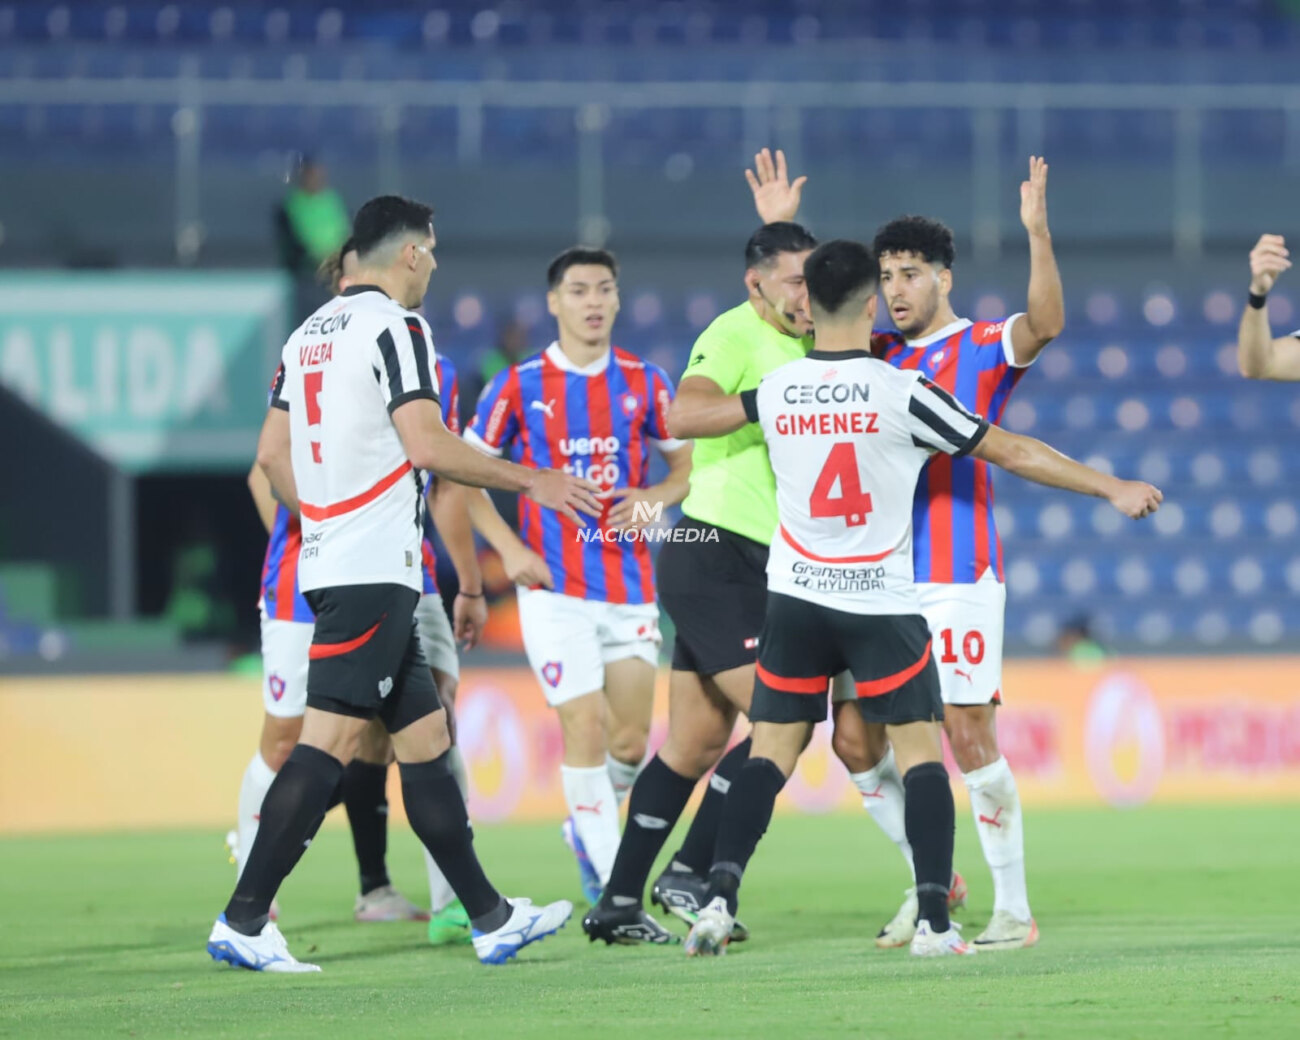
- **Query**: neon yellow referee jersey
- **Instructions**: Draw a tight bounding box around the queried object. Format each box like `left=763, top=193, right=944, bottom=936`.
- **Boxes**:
left=679, top=302, right=813, bottom=544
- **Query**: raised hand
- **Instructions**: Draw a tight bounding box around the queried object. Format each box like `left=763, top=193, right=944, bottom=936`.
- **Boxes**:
left=1019, top=155, right=1050, bottom=239
left=1108, top=480, right=1163, bottom=520
left=746, top=147, right=807, bottom=225
left=1249, top=234, right=1290, bottom=296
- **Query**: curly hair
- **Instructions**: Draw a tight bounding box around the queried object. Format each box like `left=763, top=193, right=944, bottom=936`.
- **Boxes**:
left=871, top=215, right=956, bottom=270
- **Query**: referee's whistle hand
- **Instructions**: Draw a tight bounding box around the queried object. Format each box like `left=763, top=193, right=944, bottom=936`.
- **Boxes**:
left=527, top=469, right=604, bottom=526
left=1108, top=480, right=1163, bottom=520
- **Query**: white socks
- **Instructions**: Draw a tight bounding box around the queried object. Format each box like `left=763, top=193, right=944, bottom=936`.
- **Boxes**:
left=424, top=747, right=472, bottom=913
left=605, top=753, right=639, bottom=807
left=236, top=752, right=277, bottom=879
left=963, top=756, right=1031, bottom=922
left=561, top=764, right=621, bottom=885
left=848, top=746, right=915, bottom=881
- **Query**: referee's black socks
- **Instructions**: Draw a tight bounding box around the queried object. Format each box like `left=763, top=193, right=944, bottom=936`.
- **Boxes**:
left=342, top=759, right=392, bottom=896
left=904, top=760, right=956, bottom=933
left=670, top=736, right=751, bottom=876
left=400, top=755, right=509, bottom=933
left=601, top=754, right=696, bottom=904
left=706, top=756, right=786, bottom=917
left=225, top=743, right=341, bottom=936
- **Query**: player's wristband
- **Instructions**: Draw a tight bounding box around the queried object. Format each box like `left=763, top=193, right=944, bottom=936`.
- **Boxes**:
left=1248, top=291, right=1268, bottom=310
left=739, top=388, right=759, bottom=423
left=457, top=590, right=485, bottom=598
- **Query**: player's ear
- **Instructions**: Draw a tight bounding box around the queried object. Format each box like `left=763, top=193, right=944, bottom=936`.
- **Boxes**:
left=865, top=293, right=879, bottom=325
left=546, top=290, right=560, bottom=318
left=743, top=268, right=762, bottom=298
left=938, top=266, right=953, bottom=296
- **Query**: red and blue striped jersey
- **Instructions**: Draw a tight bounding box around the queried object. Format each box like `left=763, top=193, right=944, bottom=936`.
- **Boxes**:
left=465, top=343, right=681, bottom=605
left=258, top=356, right=458, bottom=618
left=875, top=316, right=1028, bottom=585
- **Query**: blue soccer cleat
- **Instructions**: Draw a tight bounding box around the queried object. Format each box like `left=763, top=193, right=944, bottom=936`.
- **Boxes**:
left=472, top=897, right=573, bottom=965
left=206, top=913, right=321, bottom=973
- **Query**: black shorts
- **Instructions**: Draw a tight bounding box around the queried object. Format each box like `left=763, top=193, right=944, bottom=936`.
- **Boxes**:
left=304, top=583, right=441, bottom=734
left=657, top=515, right=769, bottom=677
left=750, top=592, right=942, bottom=726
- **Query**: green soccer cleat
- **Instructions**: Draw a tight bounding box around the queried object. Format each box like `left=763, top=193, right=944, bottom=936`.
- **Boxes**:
left=427, top=899, right=472, bottom=946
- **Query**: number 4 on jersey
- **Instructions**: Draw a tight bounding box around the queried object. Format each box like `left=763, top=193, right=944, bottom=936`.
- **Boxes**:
left=810, top=442, right=873, bottom=527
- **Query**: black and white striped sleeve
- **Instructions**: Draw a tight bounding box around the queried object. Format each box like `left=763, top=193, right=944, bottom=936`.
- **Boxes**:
left=906, top=375, right=989, bottom=458
left=268, top=362, right=289, bottom=411
left=374, top=313, right=442, bottom=414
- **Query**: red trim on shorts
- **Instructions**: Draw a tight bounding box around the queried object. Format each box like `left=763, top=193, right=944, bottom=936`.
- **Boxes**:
left=299, top=461, right=414, bottom=521
left=756, top=661, right=829, bottom=694
left=854, top=640, right=933, bottom=698
left=308, top=617, right=384, bottom=660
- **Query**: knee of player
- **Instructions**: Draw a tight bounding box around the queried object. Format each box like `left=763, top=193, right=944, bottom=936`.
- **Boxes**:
left=262, top=717, right=303, bottom=770
left=945, top=715, right=998, bottom=771
left=607, top=727, right=647, bottom=767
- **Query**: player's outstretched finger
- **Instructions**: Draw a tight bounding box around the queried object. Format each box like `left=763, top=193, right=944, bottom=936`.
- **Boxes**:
left=745, top=168, right=760, bottom=192
left=573, top=490, right=604, bottom=517
left=775, top=148, right=788, bottom=182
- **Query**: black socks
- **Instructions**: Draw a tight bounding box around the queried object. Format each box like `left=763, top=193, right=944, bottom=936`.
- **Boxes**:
left=342, top=759, right=391, bottom=896
left=602, top=754, right=697, bottom=904
left=671, top=736, right=752, bottom=876
left=904, top=760, right=956, bottom=933
left=225, top=744, right=343, bottom=935
left=400, top=756, right=508, bottom=932
left=705, top=756, right=786, bottom=916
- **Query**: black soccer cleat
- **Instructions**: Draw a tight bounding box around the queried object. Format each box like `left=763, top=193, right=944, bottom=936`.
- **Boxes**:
left=650, top=868, right=750, bottom=942
left=582, top=900, right=680, bottom=946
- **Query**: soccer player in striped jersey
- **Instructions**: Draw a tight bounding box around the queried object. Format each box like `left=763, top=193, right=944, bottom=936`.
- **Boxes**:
left=830, top=158, right=1064, bottom=951
left=235, top=241, right=552, bottom=942
left=465, top=247, right=693, bottom=904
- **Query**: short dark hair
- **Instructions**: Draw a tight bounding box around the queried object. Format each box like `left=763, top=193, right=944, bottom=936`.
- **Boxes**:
left=547, top=246, right=618, bottom=289
left=351, top=195, right=434, bottom=261
left=804, top=240, right=880, bottom=318
left=872, top=215, right=956, bottom=269
left=744, top=221, right=818, bottom=270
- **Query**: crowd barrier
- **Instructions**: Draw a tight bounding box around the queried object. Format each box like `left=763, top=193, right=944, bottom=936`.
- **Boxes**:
left=2, top=658, right=1298, bottom=834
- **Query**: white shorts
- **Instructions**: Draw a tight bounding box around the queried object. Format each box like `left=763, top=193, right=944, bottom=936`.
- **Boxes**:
left=516, top=586, right=662, bottom=707
left=415, top=593, right=460, bottom=681
left=259, top=608, right=312, bottom=718
left=830, top=572, right=1006, bottom=709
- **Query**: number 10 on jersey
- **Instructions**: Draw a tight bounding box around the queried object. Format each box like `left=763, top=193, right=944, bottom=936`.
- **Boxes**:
left=810, top=442, right=873, bottom=527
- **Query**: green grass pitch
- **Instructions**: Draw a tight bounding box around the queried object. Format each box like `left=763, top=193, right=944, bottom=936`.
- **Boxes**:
left=1, top=806, right=1296, bottom=1039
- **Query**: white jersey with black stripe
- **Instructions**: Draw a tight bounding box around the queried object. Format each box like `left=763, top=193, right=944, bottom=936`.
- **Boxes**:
left=751, top=348, right=989, bottom=615
left=272, top=285, right=440, bottom=593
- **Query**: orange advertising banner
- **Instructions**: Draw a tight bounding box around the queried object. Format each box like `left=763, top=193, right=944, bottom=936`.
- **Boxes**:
left=2, top=659, right=1299, bottom=833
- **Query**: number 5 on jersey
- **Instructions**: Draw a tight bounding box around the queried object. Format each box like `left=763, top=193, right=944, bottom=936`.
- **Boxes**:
left=304, top=371, right=324, bottom=463
left=810, top=442, right=873, bottom=527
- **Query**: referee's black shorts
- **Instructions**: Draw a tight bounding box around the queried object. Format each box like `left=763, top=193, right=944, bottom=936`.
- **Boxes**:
left=750, top=592, right=942, bottom=727
left=303, top=583, right=442, bottom=733
left=656, top=515, right=768, bottom=677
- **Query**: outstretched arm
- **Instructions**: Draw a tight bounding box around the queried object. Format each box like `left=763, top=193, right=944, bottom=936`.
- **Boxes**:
left=973, top=425, right=1161, bottom=519
left=1009, top=156, right=1064, bottom=366
left=667, top=377, right=750, bottom=439
left=1237, top=234, right=1300, bottom=381
left=463, top=488, right=554, bottom=589
left=607, top=443, right=694, bottom=531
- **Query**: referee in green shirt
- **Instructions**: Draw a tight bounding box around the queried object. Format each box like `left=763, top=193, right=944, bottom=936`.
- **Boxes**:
left=584, top=151, right=816, bottom=944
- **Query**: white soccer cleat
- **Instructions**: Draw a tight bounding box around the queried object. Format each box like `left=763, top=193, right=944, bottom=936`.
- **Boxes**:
left=683, top=896, right=733, bottom=958
left=973, top=911, right=1039, bottom=951
left=354, top=884, right=430, bottom=922
left=875, top=888, right=919, bottom=948
left=472, top=897, right=572, bottom=965
left=910, top=919, right=975, bottom=958
left=207, top=915, right=321, bottom=973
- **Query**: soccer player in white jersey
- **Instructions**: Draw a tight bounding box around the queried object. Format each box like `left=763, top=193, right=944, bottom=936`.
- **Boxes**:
left=676, top=240, right=1161, bottom=957
left=465, top=247, right=692, bottom=905
left=1236, top=233, right=1300, bottom=381
left=206, top=195, right=601, bottom=972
